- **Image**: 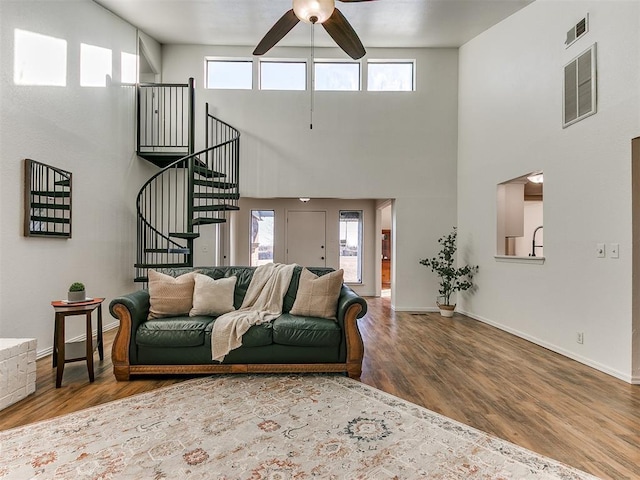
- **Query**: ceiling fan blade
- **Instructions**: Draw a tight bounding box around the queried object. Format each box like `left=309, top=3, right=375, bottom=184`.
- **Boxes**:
left=253, top=9, right=300, bottom=56
left=322, top=8, right=366, bottom=60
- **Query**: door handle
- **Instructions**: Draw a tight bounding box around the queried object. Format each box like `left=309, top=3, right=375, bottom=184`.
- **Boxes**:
left=321, top=245, right=324, bottom=249
left=321, top=257, right=325, bottom=260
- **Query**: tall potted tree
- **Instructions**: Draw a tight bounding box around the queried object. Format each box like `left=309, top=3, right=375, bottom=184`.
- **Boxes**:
left=419, top=227, right=478, bottom=317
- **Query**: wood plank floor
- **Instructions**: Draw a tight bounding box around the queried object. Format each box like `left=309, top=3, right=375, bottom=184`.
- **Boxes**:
left=1, top=296, right=638, bottom=479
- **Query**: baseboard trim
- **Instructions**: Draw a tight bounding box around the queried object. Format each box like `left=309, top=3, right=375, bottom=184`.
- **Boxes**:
left=36, top=321, right=120, bottom=360
left=458, top=309, right=635, bottom=384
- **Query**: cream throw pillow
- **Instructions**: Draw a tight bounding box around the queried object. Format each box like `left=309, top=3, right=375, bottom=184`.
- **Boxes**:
left=190, top=274, right=237, bottom=317
left=290, top=268, right=344, bottom=320
left=148, top=270, right=195, bottom=319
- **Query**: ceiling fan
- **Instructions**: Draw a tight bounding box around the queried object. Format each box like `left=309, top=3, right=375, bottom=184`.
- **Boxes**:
left=253, top=0, right=376, bottom=60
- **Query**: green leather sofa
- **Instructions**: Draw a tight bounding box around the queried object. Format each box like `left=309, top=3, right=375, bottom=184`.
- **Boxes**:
left=109, top=266, right=368, bottom=380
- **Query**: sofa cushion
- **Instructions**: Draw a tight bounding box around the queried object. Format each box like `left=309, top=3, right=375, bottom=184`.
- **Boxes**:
left=154, top=266, right=253, bottom=311
left=137, top=316, right=212, bottom=348
left=224, top=267, right=256, bottom=309
left=190, top=274, right=237, bottom=317
left=206, top=321, right=273, bottom=347
left=290, top=268, right=344, bottom=320
left=147, top=270, right=195, bottom=319
left=282, top=266, right=335, bottom=313
left=272, top=314, right=342, bottom=347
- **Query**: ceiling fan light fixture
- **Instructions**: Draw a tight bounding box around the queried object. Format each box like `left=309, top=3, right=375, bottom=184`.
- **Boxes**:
left=293, top=0, right=335, bottom=24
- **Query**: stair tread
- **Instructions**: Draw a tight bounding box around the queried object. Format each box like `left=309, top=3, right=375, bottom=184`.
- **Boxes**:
left=169, top=232, right=200, bottom=239
left=134, top=262, right=192, bottom=269
left=192, top=205, right=240, bottom=212
left=137, top=150, right=188, bottom=161
left=192, top=217, right=227, bottom=225
left=193, top=179, right=237, bottom=189
left=134, top=276, right=149, bottom=283
left=193, top=165, right=226, bottom=178
left=144, top=248, right=190, bottom=254
left=193, top=192, right=240, bottom=200
left=54, top=179, right=70, bottom=187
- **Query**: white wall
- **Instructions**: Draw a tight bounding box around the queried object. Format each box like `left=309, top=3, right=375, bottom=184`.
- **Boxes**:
left=162, top=45, right=460, bottom=311
left=0, top=0, right=153, bottom=355
left=381, top=205, right=392, bottom=231
left=458, top=1, right=640, bottom=381
left=138, top=30, right=162, bottom=82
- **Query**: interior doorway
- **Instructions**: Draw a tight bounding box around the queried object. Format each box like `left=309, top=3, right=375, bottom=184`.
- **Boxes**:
left=380, top=203, right=392, bottom=296
left=382, top=229, right=391, bottom=289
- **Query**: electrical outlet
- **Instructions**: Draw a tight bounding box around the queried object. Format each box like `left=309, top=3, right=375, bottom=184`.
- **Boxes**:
left=610, top=243, right=619, bottom=259
left=596, top=243, right=605, bottom=258
left=577, top=332, right=584, bottom=344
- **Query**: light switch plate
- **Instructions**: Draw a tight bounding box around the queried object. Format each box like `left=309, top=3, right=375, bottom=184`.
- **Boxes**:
left=596, top=243, right=605, bottom=258
left=610, top=243, right=619, bottom=259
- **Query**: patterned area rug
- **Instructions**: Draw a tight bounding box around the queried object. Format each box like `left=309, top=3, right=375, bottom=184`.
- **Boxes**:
left=0, top=375, right=599, bottom=479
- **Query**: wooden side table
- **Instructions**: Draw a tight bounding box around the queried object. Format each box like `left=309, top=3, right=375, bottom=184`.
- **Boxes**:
left=51, top=298, right=105, bottom=388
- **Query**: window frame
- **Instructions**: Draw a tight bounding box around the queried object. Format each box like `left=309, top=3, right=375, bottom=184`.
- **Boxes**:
left=313, top=59, right=361, bottom=91
left=339, top=210, right=364, bottom=284
left=205, top=57, right=253, bottom=90
left=366, top=59, right=416, bottom=92
left=250, top=210, right=275, bottom=267
left=259, top=58, right=307, bottom=91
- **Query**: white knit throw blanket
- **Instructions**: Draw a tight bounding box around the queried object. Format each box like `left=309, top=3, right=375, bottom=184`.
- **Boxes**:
left=211, top=263, right=296, bottom=362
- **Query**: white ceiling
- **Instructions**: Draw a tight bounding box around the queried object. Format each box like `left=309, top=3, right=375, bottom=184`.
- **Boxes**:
left=94, top=0, right=534, bottom=50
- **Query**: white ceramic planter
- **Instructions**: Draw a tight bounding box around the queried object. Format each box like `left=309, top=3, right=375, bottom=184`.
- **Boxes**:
left=437, top=303, right=455, bottom=317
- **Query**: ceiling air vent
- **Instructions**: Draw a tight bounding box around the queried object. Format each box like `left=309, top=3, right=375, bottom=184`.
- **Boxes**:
left=565, top=14, right=589, bottom=48
left=563, top=43, right=597, bottom=128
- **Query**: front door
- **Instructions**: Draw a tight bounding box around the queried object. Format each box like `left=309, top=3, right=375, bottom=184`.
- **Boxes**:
left=286, top=211, right=326, bottom=267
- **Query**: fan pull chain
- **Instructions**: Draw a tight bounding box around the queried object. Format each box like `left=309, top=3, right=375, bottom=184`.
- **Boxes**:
left=310, top=20, right=315, bottom=130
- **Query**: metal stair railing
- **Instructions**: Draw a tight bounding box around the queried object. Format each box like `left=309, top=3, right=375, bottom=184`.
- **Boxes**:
left=137, top=78, right=195, bottom=167
left=134, top=104, right=240, bottom=282
left=192, top=103, right=241, bottom=226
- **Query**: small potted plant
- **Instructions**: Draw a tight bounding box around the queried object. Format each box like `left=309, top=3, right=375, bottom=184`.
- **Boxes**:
left=68, top=282, right=86, bottom=302
left=419, top=227, right=478, bottom=317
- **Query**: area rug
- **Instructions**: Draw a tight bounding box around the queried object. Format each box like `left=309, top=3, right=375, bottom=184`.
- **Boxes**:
left=0, top=375, right=598, bottom=479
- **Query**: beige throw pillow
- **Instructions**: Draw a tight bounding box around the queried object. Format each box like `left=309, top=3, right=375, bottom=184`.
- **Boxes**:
left=290, top=268, right=344, bottom=320
left=148, top=270, right=196, bottom=319
left=189, top=274, right=237, bottom=317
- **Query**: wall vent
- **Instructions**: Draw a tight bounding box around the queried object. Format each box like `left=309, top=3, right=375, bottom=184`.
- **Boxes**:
left=563, top=43, right=597, bottom=128
left=565, top=14, right=589, bottom=48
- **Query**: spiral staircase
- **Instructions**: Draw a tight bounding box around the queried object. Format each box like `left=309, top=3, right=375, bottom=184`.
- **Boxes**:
left=134, top=78, right=240, bottom=282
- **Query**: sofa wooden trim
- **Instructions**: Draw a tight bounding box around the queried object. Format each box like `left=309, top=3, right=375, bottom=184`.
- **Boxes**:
left=111, top=302, right=364, bottom=381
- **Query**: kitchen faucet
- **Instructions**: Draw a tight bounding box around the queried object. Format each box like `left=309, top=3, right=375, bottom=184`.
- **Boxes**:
left=530, top=225, right=543, bottom=257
